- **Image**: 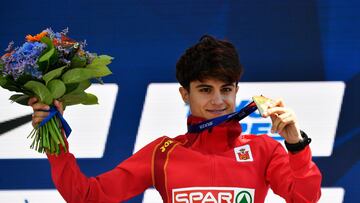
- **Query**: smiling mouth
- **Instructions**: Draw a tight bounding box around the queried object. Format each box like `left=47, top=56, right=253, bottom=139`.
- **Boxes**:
left=206, top=108, right=227, bottom=114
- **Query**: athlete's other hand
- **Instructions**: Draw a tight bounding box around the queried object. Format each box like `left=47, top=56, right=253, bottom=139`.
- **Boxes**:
left=28, top=97, right=64, bottom=128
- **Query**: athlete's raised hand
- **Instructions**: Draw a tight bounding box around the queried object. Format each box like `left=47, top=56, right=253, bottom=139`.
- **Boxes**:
left=262, top=98, right=302, bottom=144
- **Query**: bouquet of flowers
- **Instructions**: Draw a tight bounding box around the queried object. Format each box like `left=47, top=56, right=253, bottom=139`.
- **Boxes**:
left=0, top=28, right=113, bottom=155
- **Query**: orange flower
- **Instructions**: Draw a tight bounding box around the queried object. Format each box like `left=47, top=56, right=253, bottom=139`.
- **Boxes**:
left=26, top=31, right=48, bottom=42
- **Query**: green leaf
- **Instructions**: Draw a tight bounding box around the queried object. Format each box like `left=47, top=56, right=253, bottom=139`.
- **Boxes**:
left=0, top=76, right=29, bottom=93
left=38, top=37, right=58, bottom=72
left=0, top=75, right=6, bottom=86
left=84, top=55, right=113, bottom=78
left=73, top=80, right=91, bottom=93
left=81, top=93, right=98, bottom=105
left=88, top=55, right=113, bottom=66
left=88, top=64, right=112, bottom=78
left=70, top=55, right=87, bottom=68
left=24, top=81, right=53, bottom=105
left=0, top=62, right=4, bottom=72
left=2, top=83, right=24, bottom=93
left=9, top=94, right=30, bottom=106
left=62, top=80, right=90, bottom=98
left=61, top=68, right=93, bottom=84
left=60, top=91, right=88, bottom=106
left=62, top=54, right=113, bottom=84
left=43, top=65, right=67, bottom=85
left=16, top=74, right=35, bottom=85
left=64, top=83, right=79, bottom=94
left=60, top=80, right=91, bottom=106
left=47, top=79, right=66, bottom=99
left=39, top=37, right=54, bottom=62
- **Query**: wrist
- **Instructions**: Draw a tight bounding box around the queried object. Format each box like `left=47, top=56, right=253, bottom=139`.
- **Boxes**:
left=284, top=130, right=311, bottom=152
left=285, top=135, right=302, bottom=144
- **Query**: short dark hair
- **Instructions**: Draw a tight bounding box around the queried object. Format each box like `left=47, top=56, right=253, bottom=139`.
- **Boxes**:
left=176, top=35, right=244, bottom=90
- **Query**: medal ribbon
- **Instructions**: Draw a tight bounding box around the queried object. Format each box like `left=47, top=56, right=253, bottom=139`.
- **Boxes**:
left=187, top=101, right=257, bottom=133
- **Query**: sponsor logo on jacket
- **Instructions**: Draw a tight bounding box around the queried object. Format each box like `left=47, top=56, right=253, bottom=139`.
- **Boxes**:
left=172, top=187, right=254, bottom=203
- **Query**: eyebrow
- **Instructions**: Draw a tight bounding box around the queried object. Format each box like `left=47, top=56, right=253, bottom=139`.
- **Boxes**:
left=221, top=83, right=235, bottom=87
left=195, top=83, right=235, bottom=88
left=195, top=84, right=212, bottom=88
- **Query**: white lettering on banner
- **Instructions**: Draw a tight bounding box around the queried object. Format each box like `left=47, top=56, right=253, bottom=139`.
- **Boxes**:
left=137, top=82, right=346, bottom=203
left=0, top=84, right=118, bottom=159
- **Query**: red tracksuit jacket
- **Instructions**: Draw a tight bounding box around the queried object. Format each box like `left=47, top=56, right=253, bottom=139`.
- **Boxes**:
left=47, top=116, right=322, bottom=203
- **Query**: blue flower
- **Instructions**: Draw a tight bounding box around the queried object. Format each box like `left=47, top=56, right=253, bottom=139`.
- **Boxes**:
left=1, top=42, right=47, bottom=80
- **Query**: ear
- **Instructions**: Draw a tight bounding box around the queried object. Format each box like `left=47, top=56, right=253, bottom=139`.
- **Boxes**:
left=179, top=87, right=189, bottom=104
left=235, top=85, right=239, bottom=94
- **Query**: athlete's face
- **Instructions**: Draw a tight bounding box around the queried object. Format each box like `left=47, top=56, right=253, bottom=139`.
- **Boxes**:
left=179, top=78, right=238, bottom=120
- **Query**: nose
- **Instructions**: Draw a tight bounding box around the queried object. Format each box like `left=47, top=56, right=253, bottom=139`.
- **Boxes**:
left=210, top=91, right=223, bottom=105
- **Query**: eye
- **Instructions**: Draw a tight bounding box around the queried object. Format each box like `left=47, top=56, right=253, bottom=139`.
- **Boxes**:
left=221, top=87, right=233, bottom=93
left=199, top=87, right=211, bottom=93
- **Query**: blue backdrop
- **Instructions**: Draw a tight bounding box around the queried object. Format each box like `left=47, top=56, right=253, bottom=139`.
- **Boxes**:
left=1, top=0, right=359, bottom=202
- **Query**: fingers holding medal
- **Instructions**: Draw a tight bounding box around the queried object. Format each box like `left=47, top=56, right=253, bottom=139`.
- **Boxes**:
left=253, top=96, right=300, bottom=142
